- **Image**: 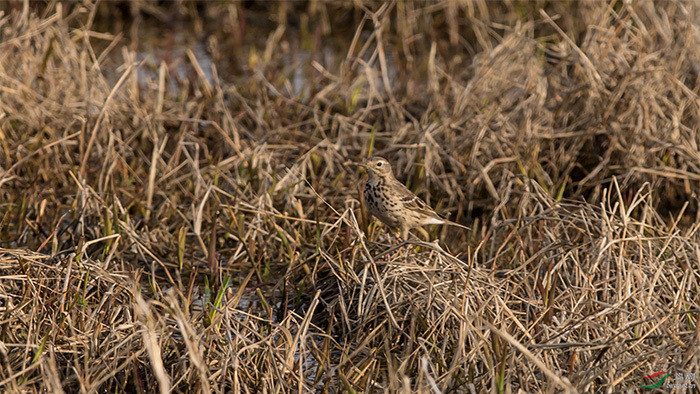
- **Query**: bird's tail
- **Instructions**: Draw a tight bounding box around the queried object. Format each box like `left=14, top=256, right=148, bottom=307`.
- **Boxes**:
left=444, top=220, right=471, bottom=231
left=422, top=217, right=471, bottom=231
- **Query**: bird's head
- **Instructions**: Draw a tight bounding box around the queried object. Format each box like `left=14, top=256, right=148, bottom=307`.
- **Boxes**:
left=358, top=156, right=393, bottom=178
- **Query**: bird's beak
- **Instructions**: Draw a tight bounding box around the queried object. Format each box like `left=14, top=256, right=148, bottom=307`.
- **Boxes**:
left=357, top=160, right=368, bottom=168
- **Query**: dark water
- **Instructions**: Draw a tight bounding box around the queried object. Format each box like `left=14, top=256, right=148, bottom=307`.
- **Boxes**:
left=86, top=3, right=407, bottom=102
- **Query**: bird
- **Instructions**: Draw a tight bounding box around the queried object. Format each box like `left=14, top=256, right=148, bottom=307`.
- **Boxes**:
left=358, top=156, right=470, bottom=240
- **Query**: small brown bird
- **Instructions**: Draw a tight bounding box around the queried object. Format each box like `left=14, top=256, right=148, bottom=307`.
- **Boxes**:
left=359, top=156, right=469, bottom=240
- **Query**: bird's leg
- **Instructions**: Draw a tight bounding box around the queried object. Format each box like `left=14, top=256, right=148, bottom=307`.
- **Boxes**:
left=388, top=229, right=400, bottom=249
left=383, top=227, right=410, bottom=258
left=401, top=226, right=410, bottom=242
left=379, top=230, right=399, bottom=259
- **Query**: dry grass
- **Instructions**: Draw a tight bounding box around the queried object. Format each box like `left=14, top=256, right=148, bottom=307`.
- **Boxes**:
left=0, top=0, right=699, bottom=392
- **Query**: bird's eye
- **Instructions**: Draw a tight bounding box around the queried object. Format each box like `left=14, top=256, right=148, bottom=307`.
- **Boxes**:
left=377, top=162, right=383, bottom=167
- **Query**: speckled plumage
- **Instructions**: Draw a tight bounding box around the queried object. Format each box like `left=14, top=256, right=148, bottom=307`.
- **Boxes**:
left=359, top=156, right=469, bottom=239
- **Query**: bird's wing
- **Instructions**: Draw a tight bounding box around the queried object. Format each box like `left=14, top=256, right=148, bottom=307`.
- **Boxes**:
left=393, top=180, right=443, bottom=219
